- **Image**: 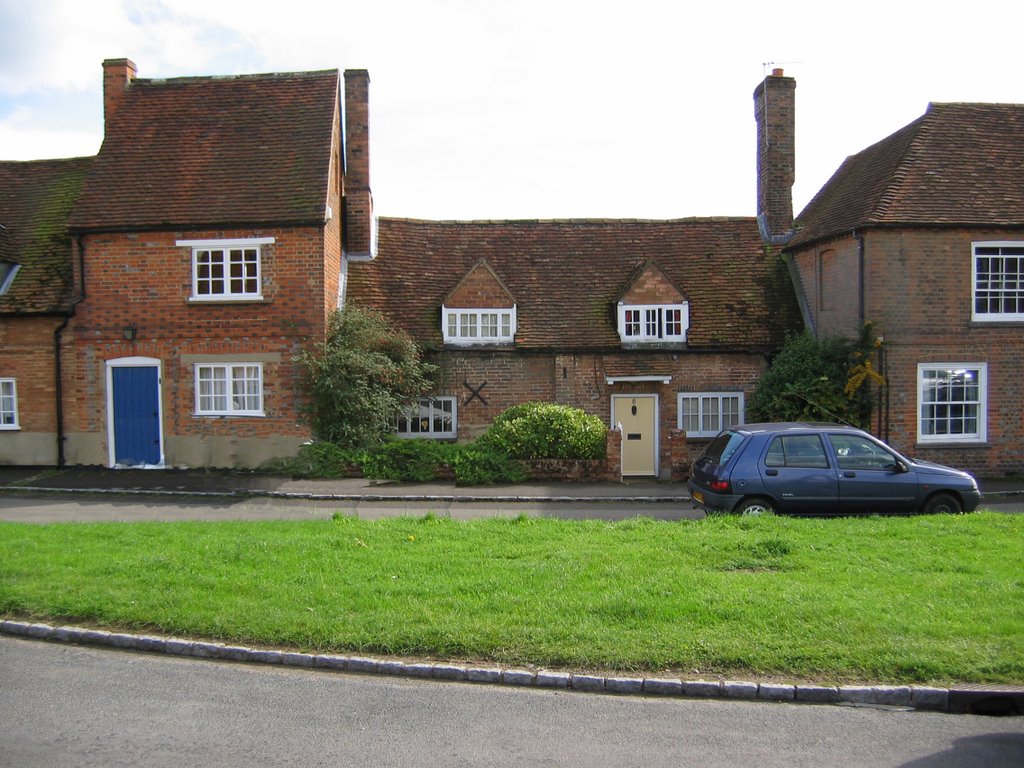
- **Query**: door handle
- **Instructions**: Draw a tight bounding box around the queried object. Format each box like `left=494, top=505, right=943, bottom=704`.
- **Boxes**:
left=765, top=469, right=778, bottom=476
left=843, top=471, right=856, bottom=478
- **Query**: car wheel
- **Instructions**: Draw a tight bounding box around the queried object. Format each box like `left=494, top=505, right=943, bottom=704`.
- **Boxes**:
left=921, top=492, right=962, bottom=515
left=736, top=498, right=776, bottom=516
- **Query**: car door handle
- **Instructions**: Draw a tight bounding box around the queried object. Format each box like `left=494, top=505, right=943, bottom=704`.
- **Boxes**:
left=765, top=469, right=778, bottom=476
left=843, top=471, right=856, bottom=478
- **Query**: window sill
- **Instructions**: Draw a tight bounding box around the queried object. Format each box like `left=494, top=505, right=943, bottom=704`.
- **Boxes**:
left=619, top=341, right=687, bottom=350
left=915, top=440, right=989, bottom=449
left=188, top=296, right=269, bottom=305
left=193, top=413, right=266, bottom=419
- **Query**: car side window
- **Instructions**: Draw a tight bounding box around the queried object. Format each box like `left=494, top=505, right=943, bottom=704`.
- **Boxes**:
left=765, top=435, right=830, bottom=469
left=830, top=434, right=898, bottom=471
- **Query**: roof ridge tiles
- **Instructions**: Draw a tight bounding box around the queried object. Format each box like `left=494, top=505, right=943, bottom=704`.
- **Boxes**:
left=135, top=68, right=339, bottom=87
left=378, top=215, right=757, bottom=226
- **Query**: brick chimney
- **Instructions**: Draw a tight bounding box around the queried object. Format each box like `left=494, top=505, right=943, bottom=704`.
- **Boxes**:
left=753, top=68, right=796, bottom=242
left=102, top=58, right=137, bottom=131
left=343, top=69, right=374, bottom=258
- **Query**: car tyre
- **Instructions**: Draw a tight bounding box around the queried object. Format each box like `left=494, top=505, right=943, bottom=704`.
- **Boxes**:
left=921, top=492, right=962, bottom=515
left=735, top=497, right=776, bottom=516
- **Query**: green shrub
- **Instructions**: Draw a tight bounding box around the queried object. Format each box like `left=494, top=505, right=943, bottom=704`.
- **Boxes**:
left=261, top=441, right=366, bottom=478
left=297, top=306, right=436, bottom=449
left=361, top=439, right=454, bottom=483
left=451, top=445, right=528, bottom=485
left=477, top=402, right=606, bottom=460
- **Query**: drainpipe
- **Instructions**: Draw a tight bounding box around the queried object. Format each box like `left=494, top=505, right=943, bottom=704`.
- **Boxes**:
left=53, top=235, right=87, bottom=467
left=853, top=229, right=865, bottom=327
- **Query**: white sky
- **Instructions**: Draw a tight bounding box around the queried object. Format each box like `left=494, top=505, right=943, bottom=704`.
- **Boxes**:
left=1, top=0, right=1021, bottom=221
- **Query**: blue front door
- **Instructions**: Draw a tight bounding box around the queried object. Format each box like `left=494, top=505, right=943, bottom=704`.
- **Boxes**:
left=112, top=366, right=161, bottom=466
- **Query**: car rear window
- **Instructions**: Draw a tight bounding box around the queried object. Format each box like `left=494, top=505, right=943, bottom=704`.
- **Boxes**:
left=702, top=430, right=746, bottom=467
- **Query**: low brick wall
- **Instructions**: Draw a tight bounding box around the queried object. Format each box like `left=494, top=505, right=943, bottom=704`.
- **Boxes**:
left=521, top=458, right=612, bottom=482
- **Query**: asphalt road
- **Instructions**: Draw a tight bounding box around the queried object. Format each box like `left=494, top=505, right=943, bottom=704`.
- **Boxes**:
left=0, top=491, right=1021, bottom=523
left=1, top=636, right=1022, bottom=768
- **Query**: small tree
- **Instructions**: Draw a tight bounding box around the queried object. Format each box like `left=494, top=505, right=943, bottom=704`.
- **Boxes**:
left=298, top=306, right=436, bottom=448
left=747, top=324, right=883, bottom=427
left=476, top=402, right=607, bottom=460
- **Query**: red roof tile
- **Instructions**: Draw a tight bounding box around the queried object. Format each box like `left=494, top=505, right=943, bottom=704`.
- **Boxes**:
left=0, top=157, right=91, bottom=313
left=791, top=102, right=1024, bottom=248
left=348, top=217, right=800, bottom=351
left=69, top=69, right=339, bottom=231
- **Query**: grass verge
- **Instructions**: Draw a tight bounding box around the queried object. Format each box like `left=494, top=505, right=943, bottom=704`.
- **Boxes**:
left=1, top=513, right=1021, bottom=685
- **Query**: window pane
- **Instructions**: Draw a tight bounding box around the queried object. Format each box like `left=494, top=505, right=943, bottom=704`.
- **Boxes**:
left=664, top=308, right=682, bottom=336
left=0, top=380, right=15, bottom=426
left=645, top=308, right=659, bottom=337
left=920, top=367, right=981, bottom=438
left=974, top=245, right=1024, bottom=316
left=680, top=396, right=699, bottom=433
left=624, top=309, right=640, bottom=336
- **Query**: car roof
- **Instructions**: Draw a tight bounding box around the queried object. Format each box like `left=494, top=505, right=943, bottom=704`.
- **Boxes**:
left=730, top=422, right=868, bottom=436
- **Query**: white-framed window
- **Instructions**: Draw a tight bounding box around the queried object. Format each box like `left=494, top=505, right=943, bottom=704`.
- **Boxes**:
left=442, top=305, right=516, bottom=345
left=396, top=397, right=457, bottom=439
left=194, top=363, right=264, bottom=416
left=618, top=303, right=689, bottom=343
left=678, top=392, right=743, bottom=438
left=973, top=242, right=1024, bottom=321
left=178, top=237, right=274, bottom=301
left=917, top=363, right=987, bottom=443
left=0, top=262, right=19, bottom=295
left=0, top=379, right=18, bottom=429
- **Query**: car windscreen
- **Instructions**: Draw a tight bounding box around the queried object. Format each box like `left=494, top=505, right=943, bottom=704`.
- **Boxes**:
left=700, top=430, right=746, bottom=467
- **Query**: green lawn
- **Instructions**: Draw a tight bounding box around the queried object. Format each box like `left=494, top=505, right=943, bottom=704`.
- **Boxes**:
left=1, top=512, right=1022, bottom=685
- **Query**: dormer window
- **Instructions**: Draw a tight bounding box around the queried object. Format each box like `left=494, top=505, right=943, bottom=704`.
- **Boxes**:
left=442, top=306, right=516, bottom=345
left=618, top=303, right=688, bottom=343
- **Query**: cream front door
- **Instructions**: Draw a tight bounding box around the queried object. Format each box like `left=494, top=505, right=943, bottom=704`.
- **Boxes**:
left=612, top=395, right=657, bottom=476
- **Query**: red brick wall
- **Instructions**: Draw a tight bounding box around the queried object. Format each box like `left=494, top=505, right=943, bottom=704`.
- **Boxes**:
left=446, top=263, right=514, bottom=308
left=68, top=224, right=334, bottom=466
left=789, top=227, right=1024, bottom=476
left=621, top=265, right=684, bottom=304
left=0, top=317, right=58, bottom=432
left=432, top=349, right=766, bottom=477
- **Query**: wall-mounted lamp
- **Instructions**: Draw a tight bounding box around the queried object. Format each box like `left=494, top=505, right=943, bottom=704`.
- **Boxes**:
left=123, top=324, right=138, bottom=341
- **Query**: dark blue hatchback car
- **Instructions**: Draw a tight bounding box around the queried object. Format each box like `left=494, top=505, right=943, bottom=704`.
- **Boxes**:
left=687, top=422, right=982, bottom=516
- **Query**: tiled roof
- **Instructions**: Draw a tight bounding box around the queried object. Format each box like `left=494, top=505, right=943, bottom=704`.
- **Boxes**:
left=69, top=69, right=339, bottom=232
left=791, top=102, right=1024, bottom=248
left=0, top=157, right=91, bottom=313
left=348, top=217, right=801, bottom=351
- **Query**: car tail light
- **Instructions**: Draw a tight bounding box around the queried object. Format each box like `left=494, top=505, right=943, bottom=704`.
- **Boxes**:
left=710, top=480, right=731, bottom=493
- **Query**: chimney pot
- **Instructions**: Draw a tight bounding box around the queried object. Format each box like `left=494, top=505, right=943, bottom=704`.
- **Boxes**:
left=772, top=67, right=784, bottom=77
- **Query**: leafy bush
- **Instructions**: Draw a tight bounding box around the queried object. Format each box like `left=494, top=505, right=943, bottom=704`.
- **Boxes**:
left=477, top=402, right=606, bottom=460
left=747, top=327, right=881, bottom=427
left=451, top=445, right=528, bottom=485
left=261, top=441, right=366, bottom=478
left=297, top=306, right=436, bottom=449
left=361, top=439, right=454, bottom=483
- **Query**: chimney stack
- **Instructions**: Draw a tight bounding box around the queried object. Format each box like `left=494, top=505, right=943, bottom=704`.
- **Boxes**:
left=753, top=68, right=796, bottom=242
left=343, top=69, right=374, bottom=258
left=102, top=58, right=137, bottom=131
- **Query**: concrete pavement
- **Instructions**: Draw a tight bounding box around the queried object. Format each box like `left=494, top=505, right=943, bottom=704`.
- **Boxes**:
left=1, top=465, right=1021, bottom=504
